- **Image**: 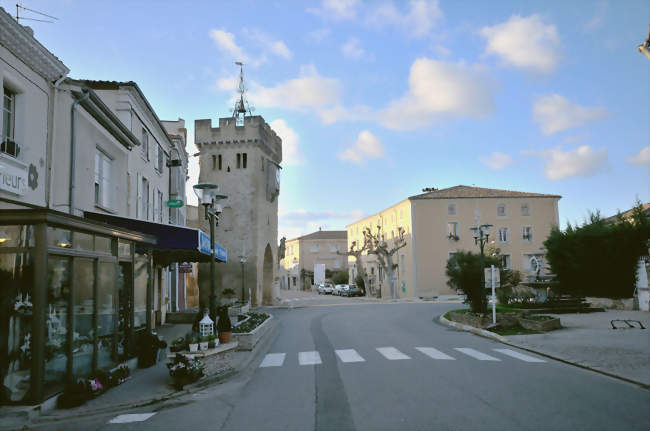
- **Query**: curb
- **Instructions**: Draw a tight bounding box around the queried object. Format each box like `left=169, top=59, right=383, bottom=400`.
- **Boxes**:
left=438, top=314, right=650, bottom=391
left=438, top=314, right=509, bottom=343
left=21, top=320, right=280, bottom=428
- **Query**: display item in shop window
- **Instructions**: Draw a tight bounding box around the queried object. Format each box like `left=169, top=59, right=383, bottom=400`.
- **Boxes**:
left=13, top=293, right=33, bottom=315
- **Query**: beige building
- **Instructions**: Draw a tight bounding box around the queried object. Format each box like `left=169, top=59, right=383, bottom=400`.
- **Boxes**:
left=346, top=185, right=561, bottom=298
left=279, top=229, right=348, bottom=290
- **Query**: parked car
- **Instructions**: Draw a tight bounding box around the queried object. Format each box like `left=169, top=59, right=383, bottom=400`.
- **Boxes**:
left=318, top=283, right=334, bottom=294
left=342, top=285, right=364, bottom=297
left=333, top=284, right=349, bottom=296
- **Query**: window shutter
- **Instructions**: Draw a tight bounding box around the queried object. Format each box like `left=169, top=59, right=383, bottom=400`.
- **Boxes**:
left=137, top=173, right=142, bottom=219
left=153, top=187, right=159, bottom=222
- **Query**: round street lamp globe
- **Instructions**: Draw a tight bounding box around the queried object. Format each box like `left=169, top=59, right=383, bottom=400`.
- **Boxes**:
left=193, top=183, right=218, bottom=204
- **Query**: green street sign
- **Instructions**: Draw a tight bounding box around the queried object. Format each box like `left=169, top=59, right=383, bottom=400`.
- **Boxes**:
left=167, top=199, right=184, bottom=208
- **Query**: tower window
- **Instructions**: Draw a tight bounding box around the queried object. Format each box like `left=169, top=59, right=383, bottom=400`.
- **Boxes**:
left=243, top=153, right=247, bottom=169
left=212, top=155, right=216, bottom=170
left=218, top=154, right=222, bottom=170
left=236, top=153, right=241, bottom=169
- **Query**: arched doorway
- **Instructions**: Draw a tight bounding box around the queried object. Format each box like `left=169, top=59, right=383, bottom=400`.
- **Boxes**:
left=262, top=244, right=273, bottom=305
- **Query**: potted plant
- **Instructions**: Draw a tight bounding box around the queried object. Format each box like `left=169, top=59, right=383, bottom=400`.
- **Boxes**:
left=199, top=336, right=209, bottom=351
left=167, top=354, right=204, bottom=389
left=217, top=306, right=232, bottom=344
left=188, top=336, right=199, bottom=352
left=207, top=334, right=218, bottom=349
left=170, top=337, right=185, bottom=353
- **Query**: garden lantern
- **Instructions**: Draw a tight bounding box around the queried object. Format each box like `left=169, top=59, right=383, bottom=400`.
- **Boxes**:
left=199, top=310, right=214, bottom=337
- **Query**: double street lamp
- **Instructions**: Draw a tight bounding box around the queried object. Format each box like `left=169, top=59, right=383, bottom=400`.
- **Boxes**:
left=193, top=183, right=227, bottom=321
left=470, top=222, right=492, bottom=313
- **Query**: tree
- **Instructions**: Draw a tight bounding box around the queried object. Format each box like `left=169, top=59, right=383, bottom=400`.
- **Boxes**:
left=638, top=24, right=650, bottom=60
left=445, top=251, right=500, bottom=314
left=331, top=270, right=349, bottom=285
left=337, top=240, right=372, bottom=297
left=362, top=225, right=407, bottom=299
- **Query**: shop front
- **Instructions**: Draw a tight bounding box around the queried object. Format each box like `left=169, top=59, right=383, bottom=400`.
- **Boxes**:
left=0, top=209, right=156, bottom=404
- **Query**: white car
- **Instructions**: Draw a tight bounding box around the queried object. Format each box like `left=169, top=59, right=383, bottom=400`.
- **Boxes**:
left=318, top=283, right=334, bottom=294
left=333, top=284, right=349, bottom=296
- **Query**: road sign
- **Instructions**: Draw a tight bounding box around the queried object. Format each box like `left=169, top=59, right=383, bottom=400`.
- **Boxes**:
left=484, top=267, right=500, bottom=288
left=167, top=199, right=183, bottom=208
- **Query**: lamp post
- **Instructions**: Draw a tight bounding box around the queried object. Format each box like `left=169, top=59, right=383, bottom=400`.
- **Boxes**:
left=193, top=183, right=227, bottom=321
left=470, top=222, right=492, bottom=313
left=239, top=254, right=247, bottom=303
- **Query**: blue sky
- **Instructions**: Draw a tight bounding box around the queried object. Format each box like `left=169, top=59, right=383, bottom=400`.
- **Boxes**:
left=9, top=0, right=649, bottom=240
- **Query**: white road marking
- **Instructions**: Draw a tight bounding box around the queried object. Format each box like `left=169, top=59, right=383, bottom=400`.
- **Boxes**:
left=376, top=347, right=411, bottom=360
left=299, top=351, right=322, bottom=365
left=335, top=349, right=366, bottom=363
left=415, top=347, right=455, bottom=360
left=260, top=353, right=286, bottom=367
left=454, top=348, right=501, bottom=361
left=108, top=413, right=156, bottom=424
left=493, top=348, right=546, bottom=363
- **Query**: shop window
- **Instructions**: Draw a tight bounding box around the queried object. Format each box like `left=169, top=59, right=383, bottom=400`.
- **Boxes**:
left=0, top=251, right=33, bottom=402
left=0, top=225, right=34, bottom=248
left=44, top=255, right=70, bottom=397
left=133, top=254, right=148, bottom=330
left=97, top=261, right=117, bottom=369
left=47, top=227, right=72, bottom=249
left=72, top=258, right=94, bottom=378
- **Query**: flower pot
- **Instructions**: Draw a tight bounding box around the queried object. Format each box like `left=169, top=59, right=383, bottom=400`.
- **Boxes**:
left=189, top=343, right=198, bottom=352
left=218, top=331, right=232, bottom=344
left=199, top=342, right=209, bottom=350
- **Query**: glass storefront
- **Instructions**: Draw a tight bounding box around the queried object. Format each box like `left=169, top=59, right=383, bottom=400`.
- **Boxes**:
left=0, top=213, right=155, bottom=405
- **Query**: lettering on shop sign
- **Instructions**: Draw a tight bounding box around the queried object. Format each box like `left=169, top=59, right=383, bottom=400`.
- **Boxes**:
left=0, top=161, right=27, bottom=195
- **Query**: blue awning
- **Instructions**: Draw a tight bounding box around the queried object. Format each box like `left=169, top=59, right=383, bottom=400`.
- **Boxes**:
left=84, top=211, right=227, bottom=265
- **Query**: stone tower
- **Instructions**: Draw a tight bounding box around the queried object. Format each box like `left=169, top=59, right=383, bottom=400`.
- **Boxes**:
left=194, top=113, right=282, bottom=306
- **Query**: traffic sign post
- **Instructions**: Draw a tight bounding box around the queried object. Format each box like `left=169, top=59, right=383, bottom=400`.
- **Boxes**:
left=485, top=266, right=499, bottom=325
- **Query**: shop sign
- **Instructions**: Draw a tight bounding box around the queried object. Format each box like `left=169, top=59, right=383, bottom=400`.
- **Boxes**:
left=199, top=231, right=228, bottom=262
left=0, top=161, right=27, bottom=195
left=179, top=262, right=193, bottom=273
left=167, top=199, right=183, bottom=208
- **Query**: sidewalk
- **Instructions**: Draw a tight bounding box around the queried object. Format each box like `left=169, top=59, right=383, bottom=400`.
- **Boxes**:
left=506, top=310, right=650, bottom=387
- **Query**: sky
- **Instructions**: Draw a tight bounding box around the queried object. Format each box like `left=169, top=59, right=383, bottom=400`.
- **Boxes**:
left=8, top=0, right=649, bottom=240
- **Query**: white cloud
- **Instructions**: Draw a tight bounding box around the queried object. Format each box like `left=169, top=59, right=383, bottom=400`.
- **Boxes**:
left=533, top=94, right=607, bottom=135
left=524, top=145, right=608, bottom=180
left=367, top=0, right=443, bottom=38
left=269, top=40, right=292, bottom=59
left=249, top=65, right=344, bottom=122
left=215, top=75, right=238, bottom=92
left=244, top=29, right=293, bottom=60
left=339, top=130, right=384, bottom=163
left=627, top=147, right=650, bottom=168
left=307, top=0, right=360, bottom=20
left=209, top=29, right=248, bottom=61
left=480, top=14, right=561, bottom=74
left=480, top=152, right=513, bottom=170
left=270, top=119, right=302, bottom=165
left=309, top=27, right=331, bottom=42
left=378, top=58, right=495, bottom=130
left=341, top=37, right=365, bottom=59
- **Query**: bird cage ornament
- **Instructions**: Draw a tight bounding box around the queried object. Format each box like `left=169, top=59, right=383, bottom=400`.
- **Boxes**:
left=199, top=311, right=214, bottom=337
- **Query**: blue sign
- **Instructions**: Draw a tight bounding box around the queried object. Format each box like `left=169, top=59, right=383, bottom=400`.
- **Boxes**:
left=199, top=231, right=228, bottom=262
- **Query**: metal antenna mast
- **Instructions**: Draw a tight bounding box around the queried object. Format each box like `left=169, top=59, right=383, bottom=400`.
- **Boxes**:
left=15, top=4, right=59, bottom=23
left=232, top=61, right=254, bottom=121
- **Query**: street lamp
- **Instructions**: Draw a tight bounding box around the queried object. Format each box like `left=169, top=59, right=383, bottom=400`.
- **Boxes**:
left=239, top=253, right=247, bottom=304
left=469, top=222, right=492, bottom=313
left=193, top=183, right=227, bottom=321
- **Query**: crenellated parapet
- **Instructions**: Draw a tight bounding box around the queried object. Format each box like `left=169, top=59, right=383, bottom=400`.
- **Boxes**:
left=194, top=115, right=282, bottom=163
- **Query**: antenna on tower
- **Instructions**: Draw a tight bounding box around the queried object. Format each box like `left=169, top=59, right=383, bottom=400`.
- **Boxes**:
left=15, top=4, right=59, bottom=23
left=232, top=61, right=254, bottom=125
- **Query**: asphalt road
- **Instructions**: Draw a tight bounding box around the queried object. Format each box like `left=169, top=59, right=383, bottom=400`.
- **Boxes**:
left=29, top=299, right=650, bottom=431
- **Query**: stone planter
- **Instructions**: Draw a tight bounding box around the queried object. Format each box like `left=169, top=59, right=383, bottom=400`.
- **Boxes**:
left=168, top=342, right=238, bottom=377
left=233, top=314, right=275, bottom=351
left=518, top=316, right=561, bottom=331
left=447, top=311, right=492, bottom=329
left=496, top=313, right=522, bottom=329
left=229, top=303, right=250, bottom=317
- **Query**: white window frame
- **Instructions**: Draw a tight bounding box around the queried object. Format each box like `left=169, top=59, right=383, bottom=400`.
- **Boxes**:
left=2, top=87, right=19, bottom=158
left=155, top=143, right=164, bottom=173
left=522, top=226, right=533, bottom=242
left=141, top=176, right=150, bottom=220
left=141, top=128, right=149, bottom=160
left=498, top=227, right=509, bottom=243
left=447, top=222, right=458, bottom=238
left=94, top=148, right=113, bottom=210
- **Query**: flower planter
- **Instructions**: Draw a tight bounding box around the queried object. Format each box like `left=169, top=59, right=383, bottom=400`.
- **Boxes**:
left=518, top=316, right=561, bottom=331
left=199, top=342, right=209, bottom=350
left=233, top=314, right=275, bottom=351
left=219, top=331, right=231, bottom=344
left=189, top=343, right=198, bottom=352
left=447, top=311, right=492, bottom=329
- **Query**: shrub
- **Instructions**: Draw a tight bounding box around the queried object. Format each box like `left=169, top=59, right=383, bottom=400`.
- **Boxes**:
left=222, top=288, right=236, bottom=298
left=217, top=306, right=232, bottom=332
left=446, top=251, right=501, bottom=314
left=332, top=271, right=349, bottom=285
left=544, top=204, right=649, bottom=298
left=167, top=354, right=204, bottom=389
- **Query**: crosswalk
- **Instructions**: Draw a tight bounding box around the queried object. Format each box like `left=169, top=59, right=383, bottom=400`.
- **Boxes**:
left=259, top=347, right=545, bottom=368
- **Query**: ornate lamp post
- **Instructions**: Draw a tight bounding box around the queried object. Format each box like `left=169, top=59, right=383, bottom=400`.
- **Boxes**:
left=239, top=254, right=247, bottom=303
left=470, top=222, right=492, bottom=313
left=193, top=183, right=227, bottom=321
